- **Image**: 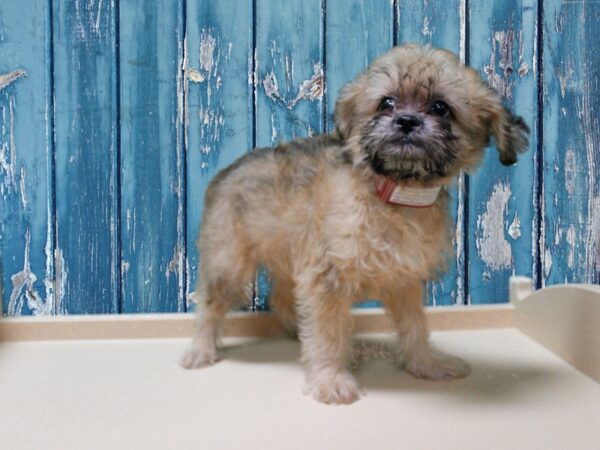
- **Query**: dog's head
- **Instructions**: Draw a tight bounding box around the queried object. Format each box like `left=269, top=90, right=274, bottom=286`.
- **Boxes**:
left=334, top=44, right=529, bottom=183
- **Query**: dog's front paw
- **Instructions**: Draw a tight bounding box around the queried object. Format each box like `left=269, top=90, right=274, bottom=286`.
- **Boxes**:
left=179, top=343, right=219, bottom=369
left=305, top=371, right=362, bottom=405
left=405, top=354, right=470, bottom=381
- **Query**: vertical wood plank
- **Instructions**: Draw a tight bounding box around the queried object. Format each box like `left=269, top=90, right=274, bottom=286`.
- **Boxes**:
left=185, top=0, right=254, bottom=308
left=325, top=0, right=393, bottom=132
left=468, top=0, right=538, bottom=303
left=119, top=0, right=185, bottom=312
left=325, top=0, right=393, bottom=308
left=53, top=0, right=119, bottom=314
left=254, top=0, right=325, bottom=309
left=397, top=0, right=465, bottom=305
left=542, top=0, right=600, bottom=285
left=0, top=0, right=55, bottom=315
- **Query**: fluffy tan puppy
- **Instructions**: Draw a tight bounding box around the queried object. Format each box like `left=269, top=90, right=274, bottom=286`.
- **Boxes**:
left=181, top=44, right=529, bottom=404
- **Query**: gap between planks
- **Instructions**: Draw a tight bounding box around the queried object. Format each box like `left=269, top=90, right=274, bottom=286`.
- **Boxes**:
left=0, top=305, right=514, bottom=342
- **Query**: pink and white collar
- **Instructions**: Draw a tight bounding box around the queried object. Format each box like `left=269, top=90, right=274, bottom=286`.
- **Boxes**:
left=374, top=176, right=442, bottom=207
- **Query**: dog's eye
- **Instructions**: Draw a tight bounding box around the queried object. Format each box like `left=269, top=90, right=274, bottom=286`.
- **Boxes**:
left=378, top=97, right=396, bottom=111
left=431, top=100, right=450, bottom=117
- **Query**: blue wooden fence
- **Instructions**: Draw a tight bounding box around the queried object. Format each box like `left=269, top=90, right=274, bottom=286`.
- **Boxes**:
left=1, top=0, right=598, bottom=315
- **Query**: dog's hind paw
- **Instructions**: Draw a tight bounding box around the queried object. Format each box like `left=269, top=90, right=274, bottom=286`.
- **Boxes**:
left=405, top=353, right=470, bottom=381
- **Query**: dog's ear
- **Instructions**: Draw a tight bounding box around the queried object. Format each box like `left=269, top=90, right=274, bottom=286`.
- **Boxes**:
left=333, top=75, right=365, bottom=140
left=481, top=89, right=530, bottom=165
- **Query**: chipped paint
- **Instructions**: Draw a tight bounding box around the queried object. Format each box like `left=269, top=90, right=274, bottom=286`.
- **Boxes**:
left=508, top=213, right=521, bottom=240
left=262, top=63, right=323, bottom=110
left=199, top=30, right=216, bottom=74
left=54, top=247, right=67, bottom=313
left=565, top=148, right=577, bottom=196
left=0, top=70, right=26, bottom=91
left=165, top=245, right=181, bottom=280
left=19, top=166, right=28, bottom=209
left=7, top=229, right=52, bottom=316
left=588, top=196, right=600, bottom=273
left=186, top=68, right=205, bottom=83
left=262, top=70, right=282, bottom=103
left=291, top=63, right=324, bottom=106
left=566, top=225, right=577, bottom=269
left=476, top=182, right=513, bottom=270
left=1, top=96, right=19, bottom=196
left=483, top=30, right=515, bottom=99
left=544, top=248, right=553, bottom=280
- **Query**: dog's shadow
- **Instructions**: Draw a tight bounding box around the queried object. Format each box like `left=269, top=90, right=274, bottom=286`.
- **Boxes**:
left=221, top=337, right=569, bottom=405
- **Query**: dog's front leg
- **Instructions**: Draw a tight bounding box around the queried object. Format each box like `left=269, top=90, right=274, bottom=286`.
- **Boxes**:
left=381, top=279, right=470, bottom=380
left=295, top=270, right=360, bottom=405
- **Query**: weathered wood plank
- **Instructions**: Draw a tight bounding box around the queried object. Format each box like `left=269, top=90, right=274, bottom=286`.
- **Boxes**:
left=468, top=0, right=538, bottom=303
left=254, top=0, right=325, bottom=309
left=0, top=0, right=55, bottom=315
left=119, top=1, right=185, bottom=312
left=185, top=0, right=254, bottom=309
left=53, top=0, right=119, bottom=313
left=325, top=0, right=394, bottom=132
left=397, top=0, right=465, bottom=306
left=542, top=0, right=600, bottom=285
left=325, top=0, right=393, bottom=308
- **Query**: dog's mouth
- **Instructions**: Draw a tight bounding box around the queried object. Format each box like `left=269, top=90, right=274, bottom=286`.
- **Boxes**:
left=365, top=140, right=457, bottom=181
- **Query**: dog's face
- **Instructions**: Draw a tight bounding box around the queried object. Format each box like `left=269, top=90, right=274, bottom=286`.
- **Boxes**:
left=334, top=44, right=529, bottom=183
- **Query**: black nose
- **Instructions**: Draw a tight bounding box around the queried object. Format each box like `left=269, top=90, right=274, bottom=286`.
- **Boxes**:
left=395, top=114, right=422, bottom=133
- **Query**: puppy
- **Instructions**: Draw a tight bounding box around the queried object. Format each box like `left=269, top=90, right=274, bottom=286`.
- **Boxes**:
left=180, top=44, right=529, bottom=404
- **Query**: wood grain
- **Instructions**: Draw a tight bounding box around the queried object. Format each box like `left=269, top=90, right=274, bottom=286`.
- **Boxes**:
left=542, top=0, right=600, bottom=286
left=398, top=0, right=465, bottom=306
left=0, top=0, right=54, bottom=315
left=53, top=0, right=119, bottom=313
left=185, top=0, right=254, bottom=309
left=119, top=0, right=185, bottom=312
left=468, top=0, right=538, bottom=303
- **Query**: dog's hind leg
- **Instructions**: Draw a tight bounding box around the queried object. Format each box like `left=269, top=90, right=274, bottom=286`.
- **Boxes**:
left=269, top=273, right=298, bottom=338
left=180, top=238, right=256, bottom=369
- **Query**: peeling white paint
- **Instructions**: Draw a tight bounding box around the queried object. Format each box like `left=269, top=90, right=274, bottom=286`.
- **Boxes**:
left=565, top=148, right=577, bottom=196
left=544, top=248, right=553, bottom=279
left=476, top=182, right=512, bottom=270
left=55, top=247, right=67, bottom=314
left=422, top=16, right=431, bottom=38
left=290, top=63, right=324, bottom=106
left=19, top=166, right=28, bottom=210
left=165, top=246, right=180, bottom=280
left=263, top=70, right=282, bottom=103
left=0, top=70, right=26, bottom=91
left=518, top=62, right=529, bottom=77
left=484, top=30, right=515, bottom=99
left=508, top=213, right=521, bottom=240
left=199, top=31, right=216, bottom=74
left=262, top=63, right=323, bottom=110
left=566, top=225, right=577, bottom=269
left=186, top=68, right=205, bottom=83
left=1, top=95, right=18, bottom=196
left=557, top=66, right=575, bottom=98
left=8, top=229, right=52, bottom=316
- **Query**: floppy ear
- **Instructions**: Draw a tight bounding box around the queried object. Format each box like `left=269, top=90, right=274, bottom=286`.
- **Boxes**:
left=333, top=75, right=366, bottom=140
left=482, top=89, right=530, bottom=165
left=492, top=106, right=530, bottom=165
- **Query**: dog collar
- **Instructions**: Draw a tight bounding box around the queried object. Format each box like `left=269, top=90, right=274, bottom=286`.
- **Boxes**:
left=374, top=176, right=441, bottom=207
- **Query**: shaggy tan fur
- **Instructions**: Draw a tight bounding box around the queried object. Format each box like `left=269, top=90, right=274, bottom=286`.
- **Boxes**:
left=180, top=44, right=529, bottom=404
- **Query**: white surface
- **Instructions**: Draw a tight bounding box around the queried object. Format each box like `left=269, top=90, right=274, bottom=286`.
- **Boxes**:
left=1, top=330, right=599, bottom=450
